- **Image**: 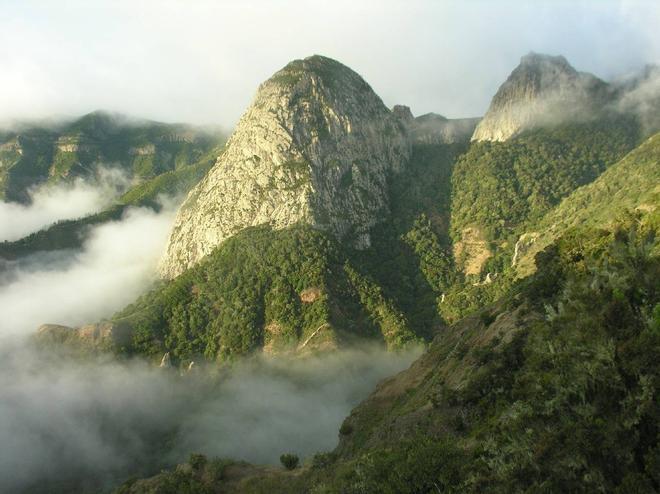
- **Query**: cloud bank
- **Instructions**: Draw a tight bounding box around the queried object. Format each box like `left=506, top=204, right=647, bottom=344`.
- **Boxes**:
left=0, top=201, right=176, bottom=338
left=0, top=167, right=130, bottom=242
left=0, top=343, right=419, bottom=493
left=0, top=183, right=420, bottom=493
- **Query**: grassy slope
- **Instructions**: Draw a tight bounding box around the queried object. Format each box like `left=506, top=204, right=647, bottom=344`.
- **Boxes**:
left=112, top=211, right=660, bottom=493
left=225, top=211, right=660, bottom=494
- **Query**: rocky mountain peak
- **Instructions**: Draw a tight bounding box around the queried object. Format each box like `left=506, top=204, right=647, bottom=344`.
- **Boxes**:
left=158, top=55, right=410, bottom=279
left=472, top=52, right=610, bottom=142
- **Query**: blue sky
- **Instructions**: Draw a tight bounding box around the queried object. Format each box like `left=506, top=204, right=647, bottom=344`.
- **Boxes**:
left=1, top=0, right=658, bottom=127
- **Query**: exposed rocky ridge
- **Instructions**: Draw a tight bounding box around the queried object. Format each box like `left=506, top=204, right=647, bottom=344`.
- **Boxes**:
left=393, top=105, right=479, bottom=144
left=159, top=55, right=410, bottom=279
left=472, top=52, right=612, bottom=142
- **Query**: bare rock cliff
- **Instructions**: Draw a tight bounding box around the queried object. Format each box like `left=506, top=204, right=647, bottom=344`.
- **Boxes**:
left=159, top=55, right=410, bottom=278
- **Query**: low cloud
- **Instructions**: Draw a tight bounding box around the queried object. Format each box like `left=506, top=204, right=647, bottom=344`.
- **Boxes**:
left=616, top=64, right=660, bottom=134
left=0, top=167, right=130, bottom=242
left=0, top=186, right=420, bottom=493
left=0, top=200, right=176, bottom=338
left=0, top=342, right=420, bottom=493
left=173, top=346, right=421, bottom=465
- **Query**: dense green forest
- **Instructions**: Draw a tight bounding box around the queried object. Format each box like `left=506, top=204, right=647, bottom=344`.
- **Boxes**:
left=450, top=117, right=640, bottom=253
left=113, top=224, right=421, bottom=362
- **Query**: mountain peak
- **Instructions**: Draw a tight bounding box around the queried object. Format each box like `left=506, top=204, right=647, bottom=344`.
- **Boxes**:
left=519, top=51, right=572, bottom=69
left=158, top=56, right=410, bottom=278
left=472, top=53, right=608, bottom=141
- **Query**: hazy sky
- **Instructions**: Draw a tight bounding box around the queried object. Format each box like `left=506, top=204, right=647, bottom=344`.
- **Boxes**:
left=1, top=0, right=658, bottom=127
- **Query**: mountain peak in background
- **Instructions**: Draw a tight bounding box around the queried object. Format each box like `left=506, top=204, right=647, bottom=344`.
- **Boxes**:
left=471, top=52, right=611, bottom=141
left=158, top=55, right=410, bottom=279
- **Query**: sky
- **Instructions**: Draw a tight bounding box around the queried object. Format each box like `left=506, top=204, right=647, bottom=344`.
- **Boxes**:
left=0, top=0, right=658, bottom=128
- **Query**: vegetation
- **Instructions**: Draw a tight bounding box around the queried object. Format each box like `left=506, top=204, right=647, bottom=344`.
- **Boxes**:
left=232, top=212, right=660, bottom=493
left=0, top=110, right=222, bottom=202
left=279, top=454, right=299, bottom=470
left=451, top=117, right=640, bottom=244
left=115, top=454, right=235, bottom=494
left=115, top=224, right=421, bottom=362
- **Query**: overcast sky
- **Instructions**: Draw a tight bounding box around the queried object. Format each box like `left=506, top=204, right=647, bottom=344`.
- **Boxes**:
left=1, top=0, right=658, bottom=128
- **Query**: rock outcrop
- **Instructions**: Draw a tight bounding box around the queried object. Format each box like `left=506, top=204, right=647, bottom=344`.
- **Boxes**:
left=472, top=52, right=611, bottom=142
left=159, top=55, right=410, bottom=278
left=36, top=321, right=132, bottom=347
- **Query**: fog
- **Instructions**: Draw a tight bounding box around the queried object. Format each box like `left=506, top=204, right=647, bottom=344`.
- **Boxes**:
left=0, top=167, right=130, bottom=242
left=1, top=1, right=658, bottom=127
left=0, top=338, right=419, bottom=493
left=0, top=184, right=422, bottom=492
left=617, top=64, right=660, bottom=134
left=0, top=200, right=176, bottom=337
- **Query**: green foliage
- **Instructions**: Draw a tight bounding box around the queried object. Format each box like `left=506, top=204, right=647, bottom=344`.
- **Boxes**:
left=116, top=225, right=424, bottom=362
left=272, top=216, right=660, bottom=493
left=402, top=214, right=455, bottom=293
left=345, top=438, right=467, bottom=494
left=279, top=453, right=299, bottom=470
left=451, top=118, right=640, bottom=243
left=339, top=422, right=353, bottom=436
left=114, top=455, right=233, bottom=494
left=461, top=218, right=660, bottom=491
left=343, top=264, right=420, bottom=349
left=0, top=110, right=223, bottom=202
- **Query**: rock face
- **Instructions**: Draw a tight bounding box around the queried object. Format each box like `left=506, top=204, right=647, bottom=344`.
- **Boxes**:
left=511, top=232, right=540, bottom=267
left=472, top=52, right=611, bottom=142
left=159, top=55, right=410, bottom=279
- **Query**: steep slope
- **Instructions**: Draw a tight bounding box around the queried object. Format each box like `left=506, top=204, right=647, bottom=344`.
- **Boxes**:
left=44, top=141, right=464, bottom=362
left=451, top=117, right=640, bottom=275
left=0, top=111, right=220, bottom=202
left=159, top=55, right=410, bottom=279
left=472, top=52, right=612, bottom=142
left=513, top=131, right=660, bottom=276
left=112, top=213, right=660, bottom=493
left=107, top=225, right=420, bottom=362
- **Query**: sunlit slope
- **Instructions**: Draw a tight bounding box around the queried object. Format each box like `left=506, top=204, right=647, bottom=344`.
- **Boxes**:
left=514, top=130, right=660, bottom=275
left=450, top=118, right=640, bottom=273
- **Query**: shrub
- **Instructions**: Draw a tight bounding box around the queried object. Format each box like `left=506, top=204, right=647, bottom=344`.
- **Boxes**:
left=280, top=453, right=299, bottom=470
left=339, top=422, right=354, bottom=436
